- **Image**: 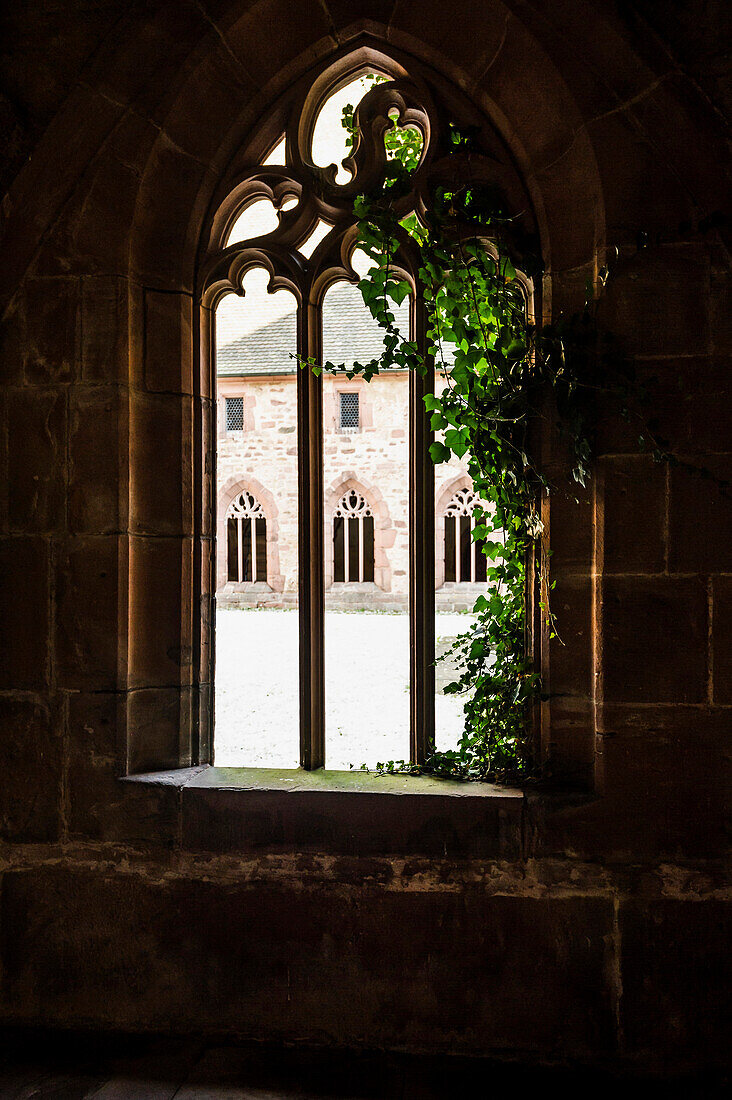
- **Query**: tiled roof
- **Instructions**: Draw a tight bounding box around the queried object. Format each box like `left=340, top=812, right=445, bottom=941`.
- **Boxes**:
left=216, top=282, right=411, bottom=377
left=216, top=309, right=298, bottom=376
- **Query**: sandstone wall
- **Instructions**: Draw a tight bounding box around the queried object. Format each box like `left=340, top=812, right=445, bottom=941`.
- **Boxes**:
left=217, top=372, right=475, bottom=610
left=0, top=0, right=729, bottom=1078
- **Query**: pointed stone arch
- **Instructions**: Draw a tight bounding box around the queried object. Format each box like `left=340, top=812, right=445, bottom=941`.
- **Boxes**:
left=436, top=474, right=476, bottom=590
left=6, top=5, right=627, bottom=774
left=217, top=475, right=284, bottom=598
left=324, top=472, right=393, bottom=592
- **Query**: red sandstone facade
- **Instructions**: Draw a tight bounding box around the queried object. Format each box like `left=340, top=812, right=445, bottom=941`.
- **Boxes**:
left=0, top=0, right=729, bottom=1081
left=217, top=369, right=482, bottom=610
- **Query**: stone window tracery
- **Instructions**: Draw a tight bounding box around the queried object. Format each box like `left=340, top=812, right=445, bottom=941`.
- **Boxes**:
left=200, top=47, right=536, bottom=769
left=226, top=491, right=267, bottom=583
left=443, top=488, right=487, bottom=584
left=333, top=489, right=374, bottom=583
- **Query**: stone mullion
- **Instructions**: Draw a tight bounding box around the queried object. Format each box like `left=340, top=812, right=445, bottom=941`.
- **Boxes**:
left=410, top=295, right=435, bottom=764
left=297, top=295, right=325, bottom=769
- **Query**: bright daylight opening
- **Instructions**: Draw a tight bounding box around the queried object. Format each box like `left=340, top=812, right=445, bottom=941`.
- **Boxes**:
left=214, top=72, right=482, bottom=769
left=311, top=73, right=374, bottom=183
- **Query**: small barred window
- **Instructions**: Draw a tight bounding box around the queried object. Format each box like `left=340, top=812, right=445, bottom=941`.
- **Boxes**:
left=225, top=396, right=244, bottom=431
left=339, top=392, right=360, bottom=431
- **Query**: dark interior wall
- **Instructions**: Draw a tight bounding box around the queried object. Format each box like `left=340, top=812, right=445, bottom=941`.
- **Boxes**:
left=0, top=0, right=729, bottom=1074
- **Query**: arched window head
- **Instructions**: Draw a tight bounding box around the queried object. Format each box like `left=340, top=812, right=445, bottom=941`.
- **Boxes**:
left=443, top=488, right=487, bottom=585
left=334, top=489, right=372, bottom=519
left=202, top=47, right=537, bottom=769
left=445, top=487, right=478, bottom=518
left=226, top=491, right=268, bottom=584
left=333, top=490, right=374, bottom=584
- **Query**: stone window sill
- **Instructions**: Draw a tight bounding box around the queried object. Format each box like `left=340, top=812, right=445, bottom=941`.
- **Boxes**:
left=123, top=766, right=525, bottom=858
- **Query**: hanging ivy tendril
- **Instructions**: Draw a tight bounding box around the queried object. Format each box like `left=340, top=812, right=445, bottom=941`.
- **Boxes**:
left=313, top=85, right=599, bottom=783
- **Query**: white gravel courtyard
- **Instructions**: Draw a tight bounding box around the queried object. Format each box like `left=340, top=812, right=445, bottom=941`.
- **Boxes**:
left=214, top=608, right=474, bottom=769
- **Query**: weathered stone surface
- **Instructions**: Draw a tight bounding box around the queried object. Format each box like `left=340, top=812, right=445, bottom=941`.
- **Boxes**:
left=547, top=486, right=594, bottom=574
left=1, top=866, right=615, bottom=1057
left=127, top=686, right=193, bottom=774
left=390, top=0, right=514, bottom=89
left=0, top=695, right=62, bottom=841
left=545, top=698, right=596, bottom=787
left=0, top=0, right=729, bottom=1076
left=600, top=455, right=666, bottom=574
left=159, top=43, right=260, bottom=168
left=128, top=536, right=194, bottom=689
left=130, top=137, right=210, bottom=292
left=6, top=386, right=66, bottom=533
left=595, top=707, right=730, bottom=857
left=548, top=574, right=593, bottom=698
left=33, top=125, right=150, bottom=279
left=80, top=276, right=130, bottom=384
left=143, top=291, right=193, bottom=396
left=0, top=84, right=122, bottom=314
left=597, top=246, right=711, bottom=359
left=0, top=537, right=50, bottom=691
left=129, top=392, right=193, bottom=536
left=67, top=692, right=178, bottom=844
left=619, top=898, right=732, bottom=1067
left=0, top=296, right=25, bottom=386
left=634, top=357, right=731, bottom=457
left=589, top=111, right=690, bottom=240
left=55, top=536, right=123, bottom=691
left=531, top=705, right=730, bottom=860
left=668, top=454, right=732, bottom=573
left=181, top=778, right=523, bottom=859
left=711, top=575, right=732, bottom=705
left=223, top=0, right=336, bottom=91
left=68, top=386, right=125, bottom=534
left=602, top=576, right=708, bottom=703
left=711, top=270, right=732, bottom=356
left=22, top=277, right=79, bottom=384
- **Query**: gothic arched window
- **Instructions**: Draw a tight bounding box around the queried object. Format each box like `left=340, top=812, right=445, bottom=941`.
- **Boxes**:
left=443, top=488, right=487, bottom=584
left=226, top=491, right=267, bottom=583
left=200, top=48, right=537, bottom=769
left=333, top=489, right=374, bottom=583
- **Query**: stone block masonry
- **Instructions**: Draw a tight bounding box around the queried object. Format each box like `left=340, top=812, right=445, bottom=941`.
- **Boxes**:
left=217, top=371, right=478, bottom=610
left=0, top=0, right=730, bottom=1080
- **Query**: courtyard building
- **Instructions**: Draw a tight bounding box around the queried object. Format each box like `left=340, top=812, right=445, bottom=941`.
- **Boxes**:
left=0, top=3, right=729, bottom=1092
left=216, top=280, right=487, bottom=612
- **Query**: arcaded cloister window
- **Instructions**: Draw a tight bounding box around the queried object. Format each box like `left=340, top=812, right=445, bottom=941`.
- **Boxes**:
left=226, top=491, right=268, bottom=583
left=443, top=488, right=487, bottom=585
left=333, top=489, right=375, bottom=583
left=200, top=47, right=538, bottom=769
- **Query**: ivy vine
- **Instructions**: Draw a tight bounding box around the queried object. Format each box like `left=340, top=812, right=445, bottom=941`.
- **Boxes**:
left=306, top=82, right=642, bottom=782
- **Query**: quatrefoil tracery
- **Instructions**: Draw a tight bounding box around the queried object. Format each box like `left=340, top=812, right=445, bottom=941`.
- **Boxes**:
left=445, top=488, right=479, bottom=517
left=227, top=491, right=266, bottom=521
left=199, top=49, right=537, bottom=313
left=201, top=77, right=432, bottom=309
left=334, top=490, right=373, bottom=519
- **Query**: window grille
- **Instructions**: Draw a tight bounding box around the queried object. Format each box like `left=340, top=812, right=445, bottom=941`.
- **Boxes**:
left=225, top=396, right=244, bottom=432
left=226, top=490, right=267, bottom=582
left=444, top=488, right=487, bottom=584
left=333, top=489, right=374, bottom=583
left=339, top=391, right=360, bottom=431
